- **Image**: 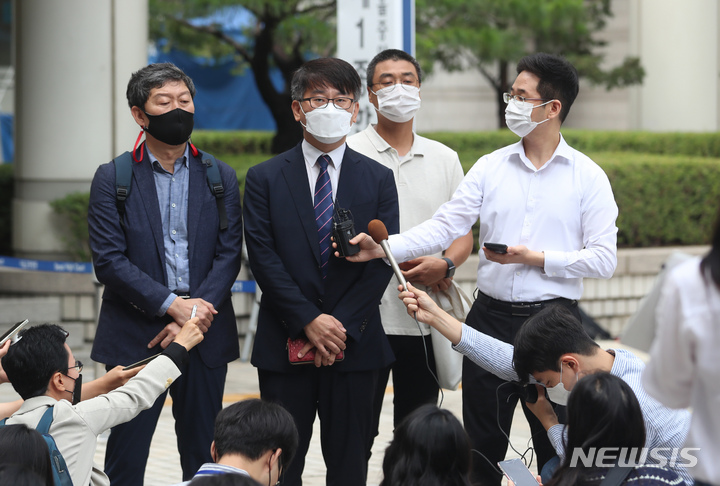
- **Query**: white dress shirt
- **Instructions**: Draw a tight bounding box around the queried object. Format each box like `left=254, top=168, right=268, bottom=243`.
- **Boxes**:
left=347, top=125, right=465, bottom=335
left=302, top=139, right=346, bottom=201
left=644, top=257, right=720, bottom=484
left=387, top=135, right=618, bottom=301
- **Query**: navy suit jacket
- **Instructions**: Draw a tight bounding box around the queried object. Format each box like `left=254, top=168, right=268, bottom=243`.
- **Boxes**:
left=243, top=143, right=399, bottom=373
left=88, top=144, right=243, bottom=368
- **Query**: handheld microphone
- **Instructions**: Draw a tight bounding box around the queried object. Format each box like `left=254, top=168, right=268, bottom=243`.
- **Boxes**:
left=368, top=219, right=407, bottom=291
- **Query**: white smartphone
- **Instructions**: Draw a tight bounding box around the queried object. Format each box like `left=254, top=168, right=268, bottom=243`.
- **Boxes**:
left=0, top=319, right=30, bottom=346
left=498, top=459, right=539, bottom=486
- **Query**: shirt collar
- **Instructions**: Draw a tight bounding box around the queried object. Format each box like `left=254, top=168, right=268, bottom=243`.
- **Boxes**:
left=148, top=144, right=190, bottom=173
left=302, top=139, right=346, bottom=170
left=507, top=133, right=572, bottom=171
left=365, top=124, right=425, bottom=158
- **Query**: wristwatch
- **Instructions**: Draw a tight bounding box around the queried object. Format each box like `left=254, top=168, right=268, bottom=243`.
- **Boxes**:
left=442, top=257, right=456, bottom=279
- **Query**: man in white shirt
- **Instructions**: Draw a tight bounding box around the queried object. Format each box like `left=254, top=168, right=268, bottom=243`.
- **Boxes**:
left=174, top=398, right=298, bottom=486
left=346, top=49, right=473, bottom=453
left=343, top=53, right=618, bottom=484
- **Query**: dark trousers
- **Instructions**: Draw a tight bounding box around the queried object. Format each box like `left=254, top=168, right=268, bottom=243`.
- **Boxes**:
left=104, top=348, right=228, bottom=485
left=463, top=298, right=578, bottom=486
left=368, top=334, right=439, bottom=456
left=259, top=367, right=378, bottom=486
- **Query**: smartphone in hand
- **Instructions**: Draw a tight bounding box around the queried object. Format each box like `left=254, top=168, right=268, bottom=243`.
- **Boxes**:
left=498, top=459, right=539, bottom=486
left=0, top=319, right=29, bottom=346
left=484, top=242, right=508, bottom=254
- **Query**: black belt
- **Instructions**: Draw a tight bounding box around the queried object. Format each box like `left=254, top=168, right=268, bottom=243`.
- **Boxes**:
left=475, top=290, right=576, bottom=317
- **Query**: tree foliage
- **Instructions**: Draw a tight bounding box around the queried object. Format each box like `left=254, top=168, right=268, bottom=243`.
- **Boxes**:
left=415, top=0, right=645, bottom=127
left=149, top=0, right=336, bottom=153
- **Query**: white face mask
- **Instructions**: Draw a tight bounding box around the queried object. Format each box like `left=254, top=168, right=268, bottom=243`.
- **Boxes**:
left=545, top=362, right=576, bottom=406
left=300, top=104, right=354, bottom=144
left=372, top=84, right=421, bottom=123
left=505, top=98, right=552, bottom=138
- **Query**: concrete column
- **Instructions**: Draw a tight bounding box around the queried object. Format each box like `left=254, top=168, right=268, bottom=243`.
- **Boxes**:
left=631, top=0, right=719, bottom=131
left=13, top=0, right=147, bottom=258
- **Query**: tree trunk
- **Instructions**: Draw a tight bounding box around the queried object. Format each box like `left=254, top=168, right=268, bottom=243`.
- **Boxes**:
left=496, top=60, right=509, bottom=129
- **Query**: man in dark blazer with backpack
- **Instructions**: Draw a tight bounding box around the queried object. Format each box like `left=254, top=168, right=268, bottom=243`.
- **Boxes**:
left=243, top=58, right=399, bottom=486
left=87, top=63, right=243, bottom=485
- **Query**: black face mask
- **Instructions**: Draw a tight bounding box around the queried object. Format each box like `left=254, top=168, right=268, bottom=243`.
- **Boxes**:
left=63, top=374, right=82, bottom=405
left=143, top=108, right=194, bottom=146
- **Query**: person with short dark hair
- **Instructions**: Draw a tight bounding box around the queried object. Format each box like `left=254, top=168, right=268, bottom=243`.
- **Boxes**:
left=1, top=321, right=204, bottom=486
left=0, top=424, right=54, bottom=486
left=380, top=404, right=472, bottom=486
left=546, top=373, right=684, bottom=486
left=341, top=52, right=619, bottom=485
left=87, top=62, right=244, bottom=484
left=643, top=205, right=720, bottom=486
left=175, top=399, right=299, bottom=485
left=396, top=285, right=693, bottom=484
left=347, top=49, right=473, bottom=452
left=189, top=475, right=262, bottom=486
left=243, top=57, right=399, bottom=486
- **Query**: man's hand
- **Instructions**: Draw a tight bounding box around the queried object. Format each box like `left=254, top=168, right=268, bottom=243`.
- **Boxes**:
left=147, top=322, right=183, bottom=349
left=172, top=318, right=204, bottom=350
left=333, top=232, right=385, bottom=262
left=301, top=314, right=347, bottom=366
left=399, top=257, right=452, bottom=291
left=166, top=297, right=217, bottom=333
left=483, top=245, right=545, bottom=268
left=81, top=365, right=143, bottom=400
left=525, top=384, right=560, bottom=431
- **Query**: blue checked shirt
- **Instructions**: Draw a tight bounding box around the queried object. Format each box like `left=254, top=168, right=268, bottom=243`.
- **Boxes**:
left=453, top=326, right=693, bottom=485
left=148, top=146, right=190, bottom=316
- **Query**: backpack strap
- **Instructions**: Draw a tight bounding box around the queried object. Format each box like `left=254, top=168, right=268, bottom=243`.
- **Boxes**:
left=35, top=406, right=55, bottom=434
left=201, top=153, right=228, bottom=231
left=36, top=406, right=74, bottom=486
left=113, top=151, right=134, bottom=230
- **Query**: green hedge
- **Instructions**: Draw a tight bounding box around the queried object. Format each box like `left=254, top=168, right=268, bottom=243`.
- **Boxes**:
left=35, top=131, right=720, bottom=259
left=424, top=129, right=720, bottom=158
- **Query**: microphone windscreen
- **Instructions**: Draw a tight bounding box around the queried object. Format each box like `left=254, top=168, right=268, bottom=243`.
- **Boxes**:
left=368, top=219, right=389, bottom=243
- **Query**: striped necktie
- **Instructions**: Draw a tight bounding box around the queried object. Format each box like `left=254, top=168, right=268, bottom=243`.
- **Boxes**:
left=314, top=154, right=334, bottom=278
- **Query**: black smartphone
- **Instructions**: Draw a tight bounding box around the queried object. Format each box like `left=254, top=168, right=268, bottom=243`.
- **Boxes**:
left=484, top=242, right=508, bottom=254
left=0, top=319, right=29, bottom=346
left=123, top=352, right=162, bottom=371
left=521, top=384, right=549, bottom=404
left=498, top=459, right=539, bottom=486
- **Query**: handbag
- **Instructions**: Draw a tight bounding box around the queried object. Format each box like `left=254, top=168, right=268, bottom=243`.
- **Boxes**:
left=427, top=281, right=473, bottom=390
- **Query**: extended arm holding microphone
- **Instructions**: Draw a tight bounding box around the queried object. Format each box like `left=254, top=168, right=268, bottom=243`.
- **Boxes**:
left=367, top=220, right=407, bottom=291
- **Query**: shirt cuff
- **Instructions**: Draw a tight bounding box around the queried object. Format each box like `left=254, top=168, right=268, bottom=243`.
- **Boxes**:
left=387, top=234, right=408, bottom=263
left=542, top=250, right=566, bottom=278
left=161, top=342, right=190, bottom=368
left=157, top=293, right=178, bottom=317
left=547, top=423, right=566, bottom=457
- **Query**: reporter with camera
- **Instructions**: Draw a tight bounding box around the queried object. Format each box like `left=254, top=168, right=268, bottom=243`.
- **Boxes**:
left=242, top=58, right=399, bottom=486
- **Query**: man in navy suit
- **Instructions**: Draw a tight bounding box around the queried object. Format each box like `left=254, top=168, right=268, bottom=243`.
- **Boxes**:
left=243, top=58, right=399, bottom=486
left=88, top=63, right=243, bottom=485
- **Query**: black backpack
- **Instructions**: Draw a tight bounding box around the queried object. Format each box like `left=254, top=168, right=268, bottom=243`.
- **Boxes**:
left=113, top=149, right=228, bottom=230
left=0, top=406, right=74, bottom=486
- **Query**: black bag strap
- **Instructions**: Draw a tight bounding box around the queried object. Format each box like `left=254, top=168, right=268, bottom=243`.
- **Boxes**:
left=113, top=151, right=134, bottom=230
left=599, top=465, right=634, bottom=486
left=201, top=153, right=228, bottom=231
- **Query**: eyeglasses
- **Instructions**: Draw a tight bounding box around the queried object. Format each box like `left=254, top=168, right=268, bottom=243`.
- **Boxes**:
left=503, top=92, right=552, bottom=104
left=66, top=360, right=83, bottom=374
left=299, top=97, right=355, bottom=110
left=370, top=80, right=419, bottom=91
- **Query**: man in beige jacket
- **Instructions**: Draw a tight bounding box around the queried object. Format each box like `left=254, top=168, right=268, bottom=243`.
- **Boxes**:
left=2, top=320, right=203, bottom=486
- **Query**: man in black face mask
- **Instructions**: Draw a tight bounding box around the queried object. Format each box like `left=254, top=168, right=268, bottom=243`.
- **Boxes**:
left=87, top=63, right=244, bottom=484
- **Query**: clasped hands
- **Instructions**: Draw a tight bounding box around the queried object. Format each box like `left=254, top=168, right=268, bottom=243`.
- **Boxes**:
left=295, top=314, right=347, bottom=368
left=148, top=297, right=216, bottom=349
